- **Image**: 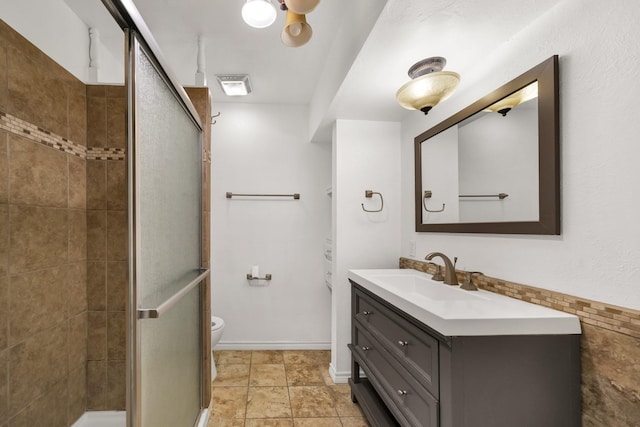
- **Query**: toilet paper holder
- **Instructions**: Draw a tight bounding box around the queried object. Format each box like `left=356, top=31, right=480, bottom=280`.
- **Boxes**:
left=247, top=273, right=272, bottom=280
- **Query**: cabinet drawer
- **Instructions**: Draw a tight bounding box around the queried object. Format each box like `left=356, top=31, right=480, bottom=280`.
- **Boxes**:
left=355, top=289, right=439, bottom=397
left=353, top=325, right=439, bottom=427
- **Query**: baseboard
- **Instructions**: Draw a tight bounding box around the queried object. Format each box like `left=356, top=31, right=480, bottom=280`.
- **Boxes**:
left=329, top=362, right=351, bottom=384
left=215, top=341, right=331, bottom=351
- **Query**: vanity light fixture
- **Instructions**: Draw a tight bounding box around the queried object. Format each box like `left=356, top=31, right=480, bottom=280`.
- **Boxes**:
left=396, top=57, right=460, bottom=115
left=242, top=0, right=277, bottom=29
left=485, top=81, right=538, bottom=116
left=215, top=74, right=252, bottom=96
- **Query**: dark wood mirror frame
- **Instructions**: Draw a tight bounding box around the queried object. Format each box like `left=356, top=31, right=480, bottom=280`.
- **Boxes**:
left=415, top=55, right=559, bottom=234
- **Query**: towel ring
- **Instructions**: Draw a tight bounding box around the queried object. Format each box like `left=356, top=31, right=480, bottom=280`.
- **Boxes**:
left=423, top=190, right=445, bottom=213
left=362, top=190, right=384, bottom=213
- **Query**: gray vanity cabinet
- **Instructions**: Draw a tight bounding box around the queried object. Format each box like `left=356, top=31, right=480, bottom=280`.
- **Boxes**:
left=349, top=281, right=581, bottom=427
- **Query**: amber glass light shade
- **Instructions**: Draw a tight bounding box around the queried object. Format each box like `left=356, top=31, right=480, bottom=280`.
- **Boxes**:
left=396, top=71, right=460, bottom=114
left=281, top=10, right=312, bottom=47
left=485, top=81, right=538, bottom=116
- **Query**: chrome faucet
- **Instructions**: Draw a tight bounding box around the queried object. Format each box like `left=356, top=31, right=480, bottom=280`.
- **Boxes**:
left=425, top=252, right=458, bottom=285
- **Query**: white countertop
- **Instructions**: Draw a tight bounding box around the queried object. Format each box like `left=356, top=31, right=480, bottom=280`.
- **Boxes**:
left=348, top=269, right=581, bottom=336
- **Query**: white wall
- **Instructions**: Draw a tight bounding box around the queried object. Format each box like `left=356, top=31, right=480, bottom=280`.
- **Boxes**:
left=308, top=0, right=388, bottom=142
left=210, top=103, right=332, bottom=348
left=401, top=0, right=640, bottom=310
left=331, top=119, right=402, bottom=380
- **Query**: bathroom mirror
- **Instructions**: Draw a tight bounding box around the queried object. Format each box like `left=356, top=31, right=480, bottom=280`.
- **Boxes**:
left=415, top=55, right=559, bottom=234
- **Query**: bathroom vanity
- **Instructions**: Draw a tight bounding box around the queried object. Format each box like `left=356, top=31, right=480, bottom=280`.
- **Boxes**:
left=348, top=269, right=581, bottom=427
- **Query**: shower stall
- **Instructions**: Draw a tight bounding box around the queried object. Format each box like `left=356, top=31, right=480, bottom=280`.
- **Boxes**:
left=0, top=0, right=211, bottom=426
left=113, top=1, right=211, bottom=425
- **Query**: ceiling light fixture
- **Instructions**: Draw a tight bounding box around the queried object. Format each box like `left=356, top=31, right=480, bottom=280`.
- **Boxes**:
left=283, top=0, right=319, bottom=14
left=278, top=0, right=315, bottom=47
left=215, top=74, right=252, bottom=96
left=281, top=10, right=312, bottom=47
left=396, top=57, right=460, bottom=115
left=242, top=0, right=277, bottom=29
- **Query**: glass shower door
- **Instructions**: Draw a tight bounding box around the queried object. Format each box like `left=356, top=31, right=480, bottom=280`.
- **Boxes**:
left=127, top=32, right=208, bottom=427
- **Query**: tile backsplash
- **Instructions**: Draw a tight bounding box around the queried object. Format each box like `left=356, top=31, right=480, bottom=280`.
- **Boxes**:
left=400, top=257, right=640, bottom=427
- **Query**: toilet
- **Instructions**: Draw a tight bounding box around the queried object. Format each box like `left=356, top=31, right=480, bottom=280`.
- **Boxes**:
left=210, top=316, right=225, bottom=381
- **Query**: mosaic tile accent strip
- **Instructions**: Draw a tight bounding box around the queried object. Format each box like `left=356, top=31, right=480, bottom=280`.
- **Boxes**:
left=0, top=110, right=212, bottom=163
left=399, top=257, right=640, bottom=340
left=86, top=147, right=126, bottom=161
left=0, top=111, right=87, bottom=158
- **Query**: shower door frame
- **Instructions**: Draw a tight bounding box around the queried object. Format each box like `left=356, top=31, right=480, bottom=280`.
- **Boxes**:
left=100, top=1, right=210, bottom=426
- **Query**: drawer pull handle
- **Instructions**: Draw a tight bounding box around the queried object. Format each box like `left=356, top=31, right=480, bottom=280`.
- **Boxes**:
left=397, top=389, right=408, bottom=396
left=361, top=346, right=371, bottom=351
left=362, top=311, right=372, bottom=316
left=398, top=340, right=409, bottom=347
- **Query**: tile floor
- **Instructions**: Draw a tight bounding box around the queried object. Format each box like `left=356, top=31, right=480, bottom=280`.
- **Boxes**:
left=209, top=350, right=371, bottom=427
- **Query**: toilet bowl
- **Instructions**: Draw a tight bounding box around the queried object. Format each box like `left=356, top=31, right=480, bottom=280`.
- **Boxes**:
left=211, top=316, right=225, bottom=381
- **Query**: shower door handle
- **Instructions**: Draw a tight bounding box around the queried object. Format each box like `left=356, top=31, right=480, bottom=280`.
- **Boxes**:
left=137, top=268, right=210, bottom=319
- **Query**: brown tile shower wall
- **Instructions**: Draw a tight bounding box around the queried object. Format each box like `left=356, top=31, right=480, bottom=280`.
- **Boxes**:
left=399, top=257, right=640, bottom=427
left=85, top=85, right=127, bottom=411
left=0, top=20, right=214, bottom=425
left=0, top=20, right=88, bottom=427
left=184, top=87, right=212, bottom=406
left=81, top=86, right=212, bottom=411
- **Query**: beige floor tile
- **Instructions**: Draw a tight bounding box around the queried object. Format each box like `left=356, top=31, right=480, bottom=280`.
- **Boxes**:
left=251, top=350, right=284, bottom=364
left=246, top=387, right=292, bottom=419
left=209, top=351, right=369, bottom=425
left=289, top=386, right=337, bottom=418
left=218, top=350, right=252, bottom=365
left=250, top=364, right=287, bottom=387
left=339, top=417, right=371, bottom=427
left=285, top=364, right=325, bottom=386
left=207, top=417, right=245, bottom=427
left=245, top=419, right=294, bottom=427
left=213, top=364, right=250, bottom=387
left=328, top=385, right=363, bottom=418
left=211, top=387, right=248, bottom=419
left=293, top=418, right=342, bottom=427
left=313, top=350, right=331, bottom=365
left=282, top=350, right=318, bottom=365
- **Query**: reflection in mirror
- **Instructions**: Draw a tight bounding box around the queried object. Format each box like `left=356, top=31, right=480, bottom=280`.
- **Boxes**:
left=421, top=81, right=539, bottom=224
left=415, top=55, right=559, bottom=235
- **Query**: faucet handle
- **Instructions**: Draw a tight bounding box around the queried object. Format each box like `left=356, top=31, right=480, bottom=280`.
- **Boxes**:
left=460, top=271, right=483, bottom=291
left=429, top=263, right=444, bottom=281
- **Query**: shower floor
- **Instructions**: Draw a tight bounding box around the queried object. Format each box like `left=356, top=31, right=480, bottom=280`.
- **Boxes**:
left=72, top=411, right=125, bottom=427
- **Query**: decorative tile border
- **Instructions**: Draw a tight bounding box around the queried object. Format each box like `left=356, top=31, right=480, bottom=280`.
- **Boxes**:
left=0, top=110, right=209, bottom=163
left=1, top=110, right=125, bottom=161
left=86, top=147, right=126, bottom=161
left=0, top=111, right=87, bottom=158
left=399, top=257, right=640, bottom=339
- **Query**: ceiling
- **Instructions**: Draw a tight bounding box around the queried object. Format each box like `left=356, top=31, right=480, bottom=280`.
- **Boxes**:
left=64, top=0, right=561, bottom=122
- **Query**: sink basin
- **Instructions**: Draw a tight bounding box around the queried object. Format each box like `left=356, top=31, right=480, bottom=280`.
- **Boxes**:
left=371, top=273, right=488, bottom=302
left=348, top=269, right=581, bottom=336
